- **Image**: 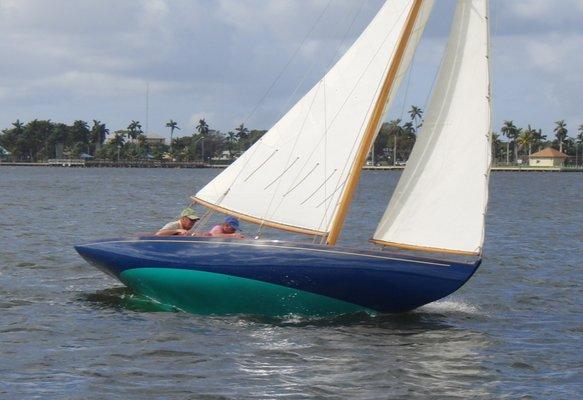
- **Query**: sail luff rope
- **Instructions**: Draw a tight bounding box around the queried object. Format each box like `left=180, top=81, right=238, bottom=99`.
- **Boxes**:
left=327, top=0, right=426, bottom=246
left=480, top=0, right=493, bottom=256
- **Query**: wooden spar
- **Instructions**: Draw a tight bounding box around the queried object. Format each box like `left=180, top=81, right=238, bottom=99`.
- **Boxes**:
left=191, top=196, right=327, bottom=237
left=326, top=0, right=425, bottom=246
left=369, top=239, right=481, bottom=257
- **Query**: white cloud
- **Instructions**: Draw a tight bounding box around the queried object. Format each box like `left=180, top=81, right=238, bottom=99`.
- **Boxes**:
left=0, top=0, right=581, bottom=136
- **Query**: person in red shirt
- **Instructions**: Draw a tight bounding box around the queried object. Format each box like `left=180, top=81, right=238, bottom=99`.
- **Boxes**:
left=209, top=216, right=244, bottom=238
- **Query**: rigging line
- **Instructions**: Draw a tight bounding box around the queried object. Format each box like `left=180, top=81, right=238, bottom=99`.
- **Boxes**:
left=279, top=0, right=384, bottom=193
left=212, top=0, right=334, bottom=205
left=419, top=5, right=447, bottom=118
left=323, top=73, right=328, bottom=231
left=314, top=178, right=347, bottom=234
left=328, top=1, right=434, bottom=240
left=244, top=149, right=278, bottom=182
left=399, top=51, right=414, bottom=120
left=316, top=179, right=346, bottom=208
left=269, top=2, right=412, bottom=223
left=258, top=80, right=324, bottom=224
left=398, top=2, right=433, bottom=121
left=301, top=169, right=337, bottom=205
left=264, top=157, right=300, bottom=190
left=242, top=0, right=334, bottom=126
left=283, top=163, right=320, bottom=197
left=263, top=0, right=367, bottom=203
left=379, top=3, right=457, bottom=218
left=324, top=2, right=414, bottom=220
left=193, top=207, right=215, bottom=235
left=259, top=1, right=366, bottom=226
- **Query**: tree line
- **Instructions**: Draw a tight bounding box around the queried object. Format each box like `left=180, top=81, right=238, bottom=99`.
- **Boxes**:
left=0, top=118, right=267, bottom=163
left=1, top=107, right=582, bottom=165
left=493, top=120, right=583, bottom=164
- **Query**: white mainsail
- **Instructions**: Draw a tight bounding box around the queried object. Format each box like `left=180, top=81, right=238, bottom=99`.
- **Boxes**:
left=373, top=0, right=491, bottom=255
left=194, top=0, right=435, bottom=235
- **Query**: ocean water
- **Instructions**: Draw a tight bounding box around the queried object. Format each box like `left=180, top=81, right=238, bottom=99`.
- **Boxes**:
left=0, top=167, right=581, bottom=399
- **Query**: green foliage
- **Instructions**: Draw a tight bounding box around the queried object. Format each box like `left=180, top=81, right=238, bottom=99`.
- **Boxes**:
left=1, top=112, right=579, bottom=164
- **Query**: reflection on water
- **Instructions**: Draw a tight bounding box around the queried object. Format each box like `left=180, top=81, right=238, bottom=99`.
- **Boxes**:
left=82, top=288, right=498, bottom=398
left=1, top=168, right=581, bottom=398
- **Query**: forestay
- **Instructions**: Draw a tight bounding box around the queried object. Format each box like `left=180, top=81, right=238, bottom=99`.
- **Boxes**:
left=194, top=0, right=435, bottom=235
left=373, top=0, right=491, bottom=255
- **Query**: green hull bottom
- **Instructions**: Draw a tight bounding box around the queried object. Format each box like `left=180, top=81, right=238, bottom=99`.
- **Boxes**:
left=119, top=268, right=374, bottom=316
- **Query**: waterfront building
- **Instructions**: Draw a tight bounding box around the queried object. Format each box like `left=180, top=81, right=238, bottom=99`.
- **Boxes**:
left=528, top=148, right=568, bottom=167
left=143, top=134, right=166, bottom=146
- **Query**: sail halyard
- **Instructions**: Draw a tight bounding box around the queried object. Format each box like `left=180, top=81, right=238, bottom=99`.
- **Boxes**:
left=326, top=0, right=427, bottom=246
left=193, top=0, right=434, bottom=237
left=372, top=0, right=492, bottom=256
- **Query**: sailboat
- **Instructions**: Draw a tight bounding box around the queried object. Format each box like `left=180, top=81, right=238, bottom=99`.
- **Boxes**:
left=76, top=0, right=492, bottom=316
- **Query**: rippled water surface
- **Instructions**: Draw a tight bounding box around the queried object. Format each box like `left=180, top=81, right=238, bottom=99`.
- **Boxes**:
left=0, top=167, right=581, bottom=399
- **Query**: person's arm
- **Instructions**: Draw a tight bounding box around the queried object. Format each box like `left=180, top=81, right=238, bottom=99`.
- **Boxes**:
left=155, top=221, right=187, bottom=236
left=209, top=232, right=245, bottom=239
left=155, top=228, right=188, bottom=236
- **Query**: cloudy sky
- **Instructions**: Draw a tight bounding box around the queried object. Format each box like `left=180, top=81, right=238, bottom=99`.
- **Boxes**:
left=0, top=0, right=581, bottom=140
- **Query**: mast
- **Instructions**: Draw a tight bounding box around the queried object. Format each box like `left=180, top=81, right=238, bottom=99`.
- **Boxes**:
left=326, top=0, right=425, bottom=246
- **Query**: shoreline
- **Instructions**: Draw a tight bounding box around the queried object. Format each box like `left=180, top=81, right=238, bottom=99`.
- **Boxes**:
left=1, top=161, right=581, bottom=172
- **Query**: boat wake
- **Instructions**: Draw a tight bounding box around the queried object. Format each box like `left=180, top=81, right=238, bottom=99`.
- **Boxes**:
left=417, top=299, right=481, bottom=316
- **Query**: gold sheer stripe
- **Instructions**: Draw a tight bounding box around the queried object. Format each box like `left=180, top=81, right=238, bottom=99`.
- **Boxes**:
left=370, top=239, right=480, bottom=257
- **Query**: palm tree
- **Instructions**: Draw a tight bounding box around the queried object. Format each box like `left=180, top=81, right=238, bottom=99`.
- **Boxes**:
left=576, top=125, right=583, bottom=166
left=12, top=119, right=24, bottom=131
left=235, top=123, right=250, bottom=149
left=196, top=119, right=210, bottom=136
left=521, top=125, right=538, bottom=155
left=127, top=120, right=143, bottom=140
left=491, top=132, right=502, bottom=162
left=408, top=105, right=423, bottom=131
left=554, top=120, right=568, bottom=153
left=532, top=128, right=547, bottom=152
left=226, top=131, right=238, bottom=158
left=517, top=128, right=535, bottom=156
left=500, top=120, right=520, bottom=164
left=91, top=120, right=109, bottom=154
left=387, top=119, right=404, bottom=165
left=165, top=119, right=180, bottom=153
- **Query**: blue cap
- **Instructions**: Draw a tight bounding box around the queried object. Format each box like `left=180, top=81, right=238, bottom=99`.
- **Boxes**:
left=224, top=216, right=240, bottom=231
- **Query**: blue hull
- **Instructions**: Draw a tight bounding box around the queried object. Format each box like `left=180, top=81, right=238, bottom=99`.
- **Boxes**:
left=75, top=237, right=480, bottom=315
